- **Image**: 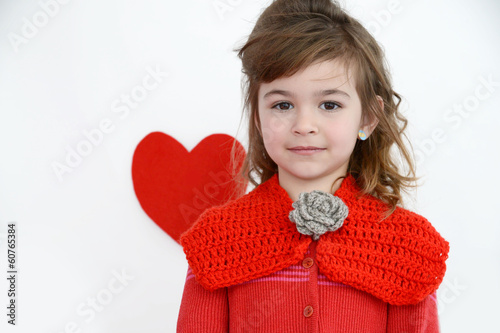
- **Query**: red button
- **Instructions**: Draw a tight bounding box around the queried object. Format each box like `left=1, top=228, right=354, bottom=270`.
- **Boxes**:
left=304, top=305, right=313, bottom=317
left=302, top=257, right=314, bottom=269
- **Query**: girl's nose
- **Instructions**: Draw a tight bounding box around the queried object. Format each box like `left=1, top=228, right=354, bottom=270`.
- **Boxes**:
left=291, top=109, right=318, bottom=135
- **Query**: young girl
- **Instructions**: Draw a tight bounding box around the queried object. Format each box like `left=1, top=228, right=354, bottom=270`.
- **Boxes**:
left=177, top=0, right=449, bottom=332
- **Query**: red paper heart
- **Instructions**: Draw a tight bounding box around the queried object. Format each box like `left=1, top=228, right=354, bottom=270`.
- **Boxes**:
left=132, top=132, right=247, bottom=243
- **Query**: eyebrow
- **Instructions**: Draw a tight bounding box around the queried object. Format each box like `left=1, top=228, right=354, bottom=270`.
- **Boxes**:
left=263, top=89, right=351, bottom=100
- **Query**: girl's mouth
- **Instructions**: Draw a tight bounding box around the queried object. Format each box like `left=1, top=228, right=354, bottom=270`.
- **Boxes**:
left=288, top=146, right=326, bottom=155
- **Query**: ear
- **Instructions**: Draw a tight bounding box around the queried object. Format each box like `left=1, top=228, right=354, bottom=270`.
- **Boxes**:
left=360, top=95, right=382, bottom=138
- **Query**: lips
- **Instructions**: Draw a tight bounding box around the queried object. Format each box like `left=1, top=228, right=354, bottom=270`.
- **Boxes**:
left=289, top=146, right=325, bottom=150
left=288, top=146, right=326, bottom=155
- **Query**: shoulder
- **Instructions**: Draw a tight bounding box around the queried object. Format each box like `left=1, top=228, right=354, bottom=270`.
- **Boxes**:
left=179, top=190, right=249, bottom=245
left=366, top=194, right=448, bottom=250
left=345, top=189, right=450, bottom=274
left=178, top=176, right=307, bottom=290
left=181, top=184, right=260, bottom=233
left=179, top=178, right=283, bottom=246
left=390, top=205, right=433, bottom=227
left=389, top=205, right=446, bottom=242
left=320, top=191, right=450, bottom=305
left=347, top=183, right=441, bottom=233
left=178, top=191, right=255, bottom=277
left=372, top=202, right=450, bottom=295
left=181, top=175, right=288, bottom=238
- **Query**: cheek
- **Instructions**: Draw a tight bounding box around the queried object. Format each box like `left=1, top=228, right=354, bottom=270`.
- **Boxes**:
left=260, top=115, right=289, bottom=146
left=325, top=123, right=358, bottom=145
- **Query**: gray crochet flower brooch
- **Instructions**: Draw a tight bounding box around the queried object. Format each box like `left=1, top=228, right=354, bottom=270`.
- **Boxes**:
left=289, top=190, right=349, bottom=240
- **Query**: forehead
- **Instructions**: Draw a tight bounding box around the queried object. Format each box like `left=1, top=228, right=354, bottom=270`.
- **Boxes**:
left=259, top=59, right=357, bottom=97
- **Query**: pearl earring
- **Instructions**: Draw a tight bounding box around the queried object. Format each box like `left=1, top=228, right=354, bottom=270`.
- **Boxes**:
left=358, top=130, right=367, bottom=141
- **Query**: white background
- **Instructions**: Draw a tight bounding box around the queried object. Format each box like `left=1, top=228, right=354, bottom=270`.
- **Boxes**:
left=1, top=0, right=499, bottom=332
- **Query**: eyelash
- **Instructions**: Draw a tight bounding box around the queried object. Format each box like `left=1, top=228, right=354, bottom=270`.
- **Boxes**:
left=271, top=101, right=341, bottom=112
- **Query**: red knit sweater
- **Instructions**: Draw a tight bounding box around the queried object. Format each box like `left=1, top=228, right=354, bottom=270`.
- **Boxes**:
left=177, top=174, right=448, bottom=332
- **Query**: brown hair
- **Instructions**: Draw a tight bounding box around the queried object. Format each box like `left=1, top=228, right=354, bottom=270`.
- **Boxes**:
left=232, top=0, right=419, bottom=216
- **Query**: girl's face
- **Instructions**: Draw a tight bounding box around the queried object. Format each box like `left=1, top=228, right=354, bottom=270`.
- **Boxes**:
left=257, top=59, right=379, bottom=195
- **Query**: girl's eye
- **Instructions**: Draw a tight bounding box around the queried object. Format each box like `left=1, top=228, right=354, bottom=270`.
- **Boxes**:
left=272, top=102, right=293, bottom=112
left=320, top=102, right=340, bottom=111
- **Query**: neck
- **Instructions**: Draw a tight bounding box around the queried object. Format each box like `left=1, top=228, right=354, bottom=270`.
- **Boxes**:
left=277, top=172, right=346, bottom=202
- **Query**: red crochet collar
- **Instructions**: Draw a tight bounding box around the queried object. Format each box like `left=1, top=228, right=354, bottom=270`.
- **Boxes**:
left=180, top=173, right=449, bottom=305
